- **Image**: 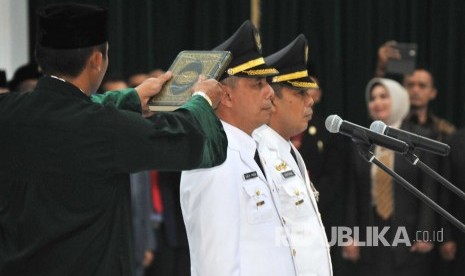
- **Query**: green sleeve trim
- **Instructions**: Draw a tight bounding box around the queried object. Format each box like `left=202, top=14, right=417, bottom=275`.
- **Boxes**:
left=178, top=95, right=228, bottom=168
left=90, top=88, right=141, bottom=113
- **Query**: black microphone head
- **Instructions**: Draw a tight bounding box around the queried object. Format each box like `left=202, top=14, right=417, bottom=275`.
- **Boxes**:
left=370, top=120, right=387, bottom=135
left=325, top=115, right=343, bottom=133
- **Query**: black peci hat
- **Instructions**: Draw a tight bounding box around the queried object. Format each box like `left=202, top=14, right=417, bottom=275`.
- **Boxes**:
left=213, top=20, right=278, bottom=79
left=265, top=34, right=318, bottom=89
left=37, top=3, right=108, bottom=49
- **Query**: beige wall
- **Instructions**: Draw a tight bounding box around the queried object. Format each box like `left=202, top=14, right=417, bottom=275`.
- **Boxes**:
left=0, top=0, right=28, bottom=80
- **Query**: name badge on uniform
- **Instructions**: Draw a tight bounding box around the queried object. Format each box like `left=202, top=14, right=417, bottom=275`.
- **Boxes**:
left=243, top=171, right=258, bottom=180
left=282, top=170, right=296, bottom=179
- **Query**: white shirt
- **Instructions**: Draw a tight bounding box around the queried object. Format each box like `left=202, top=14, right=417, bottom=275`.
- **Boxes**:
left=181, top=121, right=296, bottom=276
left=253, top=125, right=333, bottom=276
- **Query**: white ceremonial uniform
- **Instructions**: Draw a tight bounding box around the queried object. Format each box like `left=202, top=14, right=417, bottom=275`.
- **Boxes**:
left=180, top=121, right=296, bottom=276
left=253, top=125, right=333, bottom=276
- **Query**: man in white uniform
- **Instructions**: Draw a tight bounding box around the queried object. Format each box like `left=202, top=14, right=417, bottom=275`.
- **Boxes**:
left=253, top=34, right=333, bottom=276
left=180, top=21, right=303, bottom=276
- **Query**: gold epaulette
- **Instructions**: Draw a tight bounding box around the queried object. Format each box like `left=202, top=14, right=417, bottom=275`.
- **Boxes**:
left=433, top=117, right=456, bottom=136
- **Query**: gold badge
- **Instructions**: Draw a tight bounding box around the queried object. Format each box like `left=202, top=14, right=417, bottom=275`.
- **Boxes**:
left=275, top=161, right=287, bottom=171
left=295, top=199, right=304, bottom=206
left=317, top=140, right=324, bottom=152
left=254, top=30, right=262, bottom=54
left=308, top=126, right=317, bottom=135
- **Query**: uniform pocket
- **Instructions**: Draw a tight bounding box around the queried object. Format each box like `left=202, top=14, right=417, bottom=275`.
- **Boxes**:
left=242, top=182, right=275, bottom=225
left=280, top=178, right=313, bottom=219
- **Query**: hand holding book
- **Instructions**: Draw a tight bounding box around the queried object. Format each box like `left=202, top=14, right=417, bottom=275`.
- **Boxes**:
left=148, top=51, right=232, bottom=111
left=134, top=71, right=173, bottom=112
left=191, top=76, right=224, bottom=109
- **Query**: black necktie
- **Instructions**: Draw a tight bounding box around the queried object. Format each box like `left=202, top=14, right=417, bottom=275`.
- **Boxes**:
left=254, top=150, right=266, bottom=179
left=290, top=147, right=304, bottom=176
left=290, top=147, right=298, bottom=164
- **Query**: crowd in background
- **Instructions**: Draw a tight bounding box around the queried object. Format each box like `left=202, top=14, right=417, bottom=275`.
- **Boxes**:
left=1, top=39, right=465, bottom=276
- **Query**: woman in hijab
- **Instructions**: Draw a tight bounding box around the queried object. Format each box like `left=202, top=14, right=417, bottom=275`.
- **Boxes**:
left=342, top=78, right=438, bottom=276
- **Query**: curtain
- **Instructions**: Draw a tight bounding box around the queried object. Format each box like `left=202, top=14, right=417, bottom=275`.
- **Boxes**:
left=29, top=0, right=465, bottom=127
left=260, top=0, right=465, bottom=127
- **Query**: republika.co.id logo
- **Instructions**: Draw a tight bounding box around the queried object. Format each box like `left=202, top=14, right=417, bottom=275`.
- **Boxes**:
left=328, top=226, right=444, bottom=247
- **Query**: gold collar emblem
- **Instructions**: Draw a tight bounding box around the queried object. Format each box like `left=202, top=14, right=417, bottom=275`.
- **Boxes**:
left=275, top=161, right=287, bottom=171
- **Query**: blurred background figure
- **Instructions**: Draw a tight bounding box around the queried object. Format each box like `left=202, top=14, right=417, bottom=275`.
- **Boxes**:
left=0, top=70, right=9, bottom=93
left=99, top=74, right=129, bottom=91
left=376, top=41, right=457, bottom=275
left=343, top=78, right=438, bottom=276
left=130, top=172, right=155, bottom=276
left=145, top=172, right=191, bottom=276
left=445, top=128, right=465, bottom=276
left=149, top=68, right=165, bottom=78
left=375, top=41, right=455, bottom=140
left=128, top=72, right=149, bottom=87
left=8, top=63, right=42, bottom=93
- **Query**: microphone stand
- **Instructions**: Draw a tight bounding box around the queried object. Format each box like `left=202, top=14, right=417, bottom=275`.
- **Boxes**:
left=351, top=129, right=465, bottom=234
left=403, top=150, right=465, bottom=201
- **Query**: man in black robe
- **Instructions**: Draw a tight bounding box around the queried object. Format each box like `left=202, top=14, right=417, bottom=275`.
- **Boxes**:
left=0, top=3, right=227, bottom=276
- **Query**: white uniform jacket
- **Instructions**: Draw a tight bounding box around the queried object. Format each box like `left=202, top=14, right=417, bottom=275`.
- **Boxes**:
left=180, top=121, right=296, bottom=276
left=253, top=125, right=333, bottom=276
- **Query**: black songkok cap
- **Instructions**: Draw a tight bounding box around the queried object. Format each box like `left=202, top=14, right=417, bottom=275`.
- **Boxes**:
left=213, top=20, right=278, bottom=80
left=37, top=3, right=108, bottom=49
left=265, top=34, right=318, bottom=89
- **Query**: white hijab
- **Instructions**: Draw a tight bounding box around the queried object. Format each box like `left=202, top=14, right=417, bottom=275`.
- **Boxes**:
left=365, top=78, right=410, bottom=126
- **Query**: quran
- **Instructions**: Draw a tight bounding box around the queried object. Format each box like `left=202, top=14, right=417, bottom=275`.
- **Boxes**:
left=148, top=50, right=232, bottom=111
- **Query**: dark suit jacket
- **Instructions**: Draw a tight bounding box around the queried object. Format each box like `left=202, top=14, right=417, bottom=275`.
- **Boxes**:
left=445, top=129, right=465, bottom=275
left=158, top=172, right=188, bottom=248
left=0, top=77, right=226, bottom=276
left=298, top=114, right=347, bottom=233
left=130, top=172, right=155, bottom=267
left=346, top=120, right=438, bottom=268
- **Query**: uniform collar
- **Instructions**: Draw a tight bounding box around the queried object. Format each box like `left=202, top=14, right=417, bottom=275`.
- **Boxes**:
left=253, top=124, right=291, bottom=153
left=35, top=76, right=91, bottom=102
left=221, top=120, right=257, bottom=159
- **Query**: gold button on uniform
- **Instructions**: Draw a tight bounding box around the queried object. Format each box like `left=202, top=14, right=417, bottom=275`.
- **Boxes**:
left=292, top=248, right=296, bottom=256
left=308, top=126, right=317, bottom=135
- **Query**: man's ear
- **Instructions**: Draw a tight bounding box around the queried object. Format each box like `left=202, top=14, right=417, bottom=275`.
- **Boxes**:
left=220, top=86, right=234, bottom=108
left=89, top=50, right=103, bottom=72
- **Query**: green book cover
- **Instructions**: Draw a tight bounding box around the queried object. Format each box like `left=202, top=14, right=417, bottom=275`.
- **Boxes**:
left=149, top=50, right=232, bottom=111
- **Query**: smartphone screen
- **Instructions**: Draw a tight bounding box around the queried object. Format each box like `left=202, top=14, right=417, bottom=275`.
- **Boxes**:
left=386, top=43, right=418, bottom=75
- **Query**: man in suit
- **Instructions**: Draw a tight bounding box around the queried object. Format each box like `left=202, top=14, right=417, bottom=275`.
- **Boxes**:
left=253, top=34, right=332, bottom=275
left=0, top=3, right=227, bottom=276
left=130, top=172, right=155, bottom=276
left=146, top=172, right=191, bottom=276
left=445, top=129, right=465, bottom=276
left=180, top=21, right=297, bottom=276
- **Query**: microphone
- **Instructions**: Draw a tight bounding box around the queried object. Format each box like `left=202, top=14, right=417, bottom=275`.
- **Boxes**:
left=370, top=120, right=451, bottom=156
left=325, top=115, right=409, bottom=154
